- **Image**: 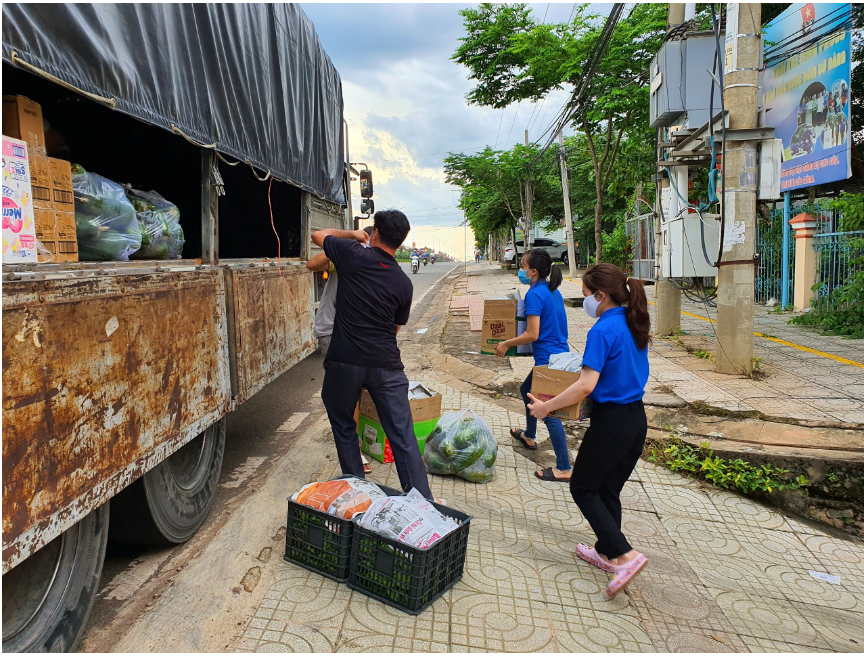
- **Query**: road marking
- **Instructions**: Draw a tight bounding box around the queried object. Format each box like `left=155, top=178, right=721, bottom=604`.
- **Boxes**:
left=647, top=300, right=864, bottom=369
left=276, top=412, right=309, bottom=433
left=221, top=457, right=267, bottom=488
left=411, top=264, right=459, bottom=310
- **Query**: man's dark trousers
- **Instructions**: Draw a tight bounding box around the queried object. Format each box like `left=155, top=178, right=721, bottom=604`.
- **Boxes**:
left=322, top=360, right=433, bottom=499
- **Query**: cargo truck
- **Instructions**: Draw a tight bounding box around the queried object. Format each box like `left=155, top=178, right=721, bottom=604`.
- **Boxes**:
left=1, top=5, right=350, bottom=651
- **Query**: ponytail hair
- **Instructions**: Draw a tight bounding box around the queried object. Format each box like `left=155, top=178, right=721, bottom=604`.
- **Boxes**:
left=523, top=248, right=563, bottom=291
left=582, top=264, right=652, bottom=350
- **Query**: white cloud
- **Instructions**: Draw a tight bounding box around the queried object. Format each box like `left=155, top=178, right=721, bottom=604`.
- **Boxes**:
left=301, top=2, right=596, bottom=250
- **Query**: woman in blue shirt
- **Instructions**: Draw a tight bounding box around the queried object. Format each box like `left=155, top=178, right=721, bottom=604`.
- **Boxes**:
left=527, top=263, right=651, bottom=597
left=494, top=249, right=571, bottom=481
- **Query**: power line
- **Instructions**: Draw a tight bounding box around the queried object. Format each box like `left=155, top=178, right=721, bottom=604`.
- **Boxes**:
left=493, top=109, right=505, bottom=150
left=503, top=100, right=522, bottom=147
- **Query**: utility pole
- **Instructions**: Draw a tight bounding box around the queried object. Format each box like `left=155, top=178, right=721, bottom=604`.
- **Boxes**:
left=524, top=130, right=533, bottom=250
left=655, top=3, right=685, bottom=336
left=558, top=132, right=578, bottom=279
left=715, top=2, right=759, bottom=375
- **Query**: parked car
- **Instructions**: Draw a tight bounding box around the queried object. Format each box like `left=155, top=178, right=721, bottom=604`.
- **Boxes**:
left=503, top=240, right=523, bottom=265
left=504, top=238, right=572, bottom=265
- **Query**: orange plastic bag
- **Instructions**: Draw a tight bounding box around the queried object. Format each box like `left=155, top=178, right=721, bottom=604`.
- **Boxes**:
left=291, top=478, right=387, bottom=520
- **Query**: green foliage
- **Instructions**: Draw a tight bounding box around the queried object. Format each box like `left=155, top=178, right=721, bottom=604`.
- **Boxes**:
left=648, top=438, right=808, bottom=495
left=443, top=143, right=562, bottom=247
left=691, top=349, right=715, bottom=362
left=790, top=193, right=864, bottom=339
left=452, top=3, right=670, bottom=262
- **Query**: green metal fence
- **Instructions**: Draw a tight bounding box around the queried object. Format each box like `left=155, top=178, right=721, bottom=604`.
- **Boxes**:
left=755, top=209, right=795, bottom=305
left=812, top=230, right=864, bottom=310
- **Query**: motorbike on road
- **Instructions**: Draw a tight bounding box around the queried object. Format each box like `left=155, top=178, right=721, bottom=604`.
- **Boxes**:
left=411, top=256, right=420, bottom=274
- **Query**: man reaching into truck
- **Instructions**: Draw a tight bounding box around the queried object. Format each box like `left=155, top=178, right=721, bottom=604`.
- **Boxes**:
left=308, top=226, right=375, bottom=473
left=311, top=211, right=434, bottom=500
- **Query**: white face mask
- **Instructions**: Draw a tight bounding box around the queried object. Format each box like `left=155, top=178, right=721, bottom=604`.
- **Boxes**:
left=583, top=292, right=601, bottom=319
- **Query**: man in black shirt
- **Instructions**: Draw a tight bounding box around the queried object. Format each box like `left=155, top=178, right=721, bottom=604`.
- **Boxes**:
left=311, top=210, right=433, bottom=499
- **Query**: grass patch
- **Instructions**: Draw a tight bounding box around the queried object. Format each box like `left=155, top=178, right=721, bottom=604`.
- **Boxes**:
left=645, top=436, right=808, bottom=495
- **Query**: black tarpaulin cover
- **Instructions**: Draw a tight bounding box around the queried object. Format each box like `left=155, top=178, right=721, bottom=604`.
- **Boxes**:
left=2, top=3, right=345, bottom=205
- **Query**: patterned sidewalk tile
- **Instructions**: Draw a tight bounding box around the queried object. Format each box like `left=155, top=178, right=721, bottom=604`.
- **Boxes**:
left=787, top=602, right=864, bottom=652
left=706, top=487, right=793, bottom=531
left=449, top=589, right=554, bottom=653
left=710, top=590, right=832, bottom=650
left=535, top=559, right=639, bottom=615
left=337, top=592, right=451, bottom=653
left=643, top=483, right=724, bottom=523
left=547, top=603, right=653, bottom=652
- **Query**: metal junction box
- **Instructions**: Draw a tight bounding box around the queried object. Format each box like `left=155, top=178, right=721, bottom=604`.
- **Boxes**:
left=650, top=32, right=722, bottom=129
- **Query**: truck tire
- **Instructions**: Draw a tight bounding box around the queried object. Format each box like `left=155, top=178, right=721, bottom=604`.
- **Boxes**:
left=109, top=417, right=226, bottom=545
left=2, top=504, right=109, bottom=653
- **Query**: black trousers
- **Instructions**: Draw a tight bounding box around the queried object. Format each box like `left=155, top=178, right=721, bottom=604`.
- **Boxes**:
left=570, top=400, right=647, bottom=560
left=321, top=360, right=433, bottom=499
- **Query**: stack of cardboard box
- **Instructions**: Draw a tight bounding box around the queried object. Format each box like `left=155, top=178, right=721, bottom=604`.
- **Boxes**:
left=3, top=95, right=77, bottom=262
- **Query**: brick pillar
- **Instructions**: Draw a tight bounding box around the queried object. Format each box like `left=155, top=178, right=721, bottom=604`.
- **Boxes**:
left=788, top=212, right=823, bottom=310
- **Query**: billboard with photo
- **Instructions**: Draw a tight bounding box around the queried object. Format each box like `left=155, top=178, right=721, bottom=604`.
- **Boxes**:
left=762, top=3, right=852, bottom=191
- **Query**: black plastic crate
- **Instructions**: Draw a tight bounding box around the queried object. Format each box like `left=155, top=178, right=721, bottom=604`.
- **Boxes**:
left=283, top=478, right=403, bottom=582
left=348, top=501, right=472, bottom=614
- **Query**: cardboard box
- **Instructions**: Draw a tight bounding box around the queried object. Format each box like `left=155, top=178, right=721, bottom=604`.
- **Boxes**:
left=2, top=136, right=38, bottom=263
left=480, top=298, right=518, bottom=356
left=530, top=366, right=591, bottom=420
left=48, top=158, right=74, bottom=211
left=358, top=385, right=443, bottom=463
left=54, top=210, right=78, bottom=262
left=3, top=96, right=46, bottom=155
left=34, top=206, right=56, bottom=242
left=29, top=153, right=51, bottom=208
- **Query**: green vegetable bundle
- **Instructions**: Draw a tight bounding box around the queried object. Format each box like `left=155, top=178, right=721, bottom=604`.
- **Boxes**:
left=71, top=164, right=141, bottom=261
left=126, top=188, right=184, bottom=260
left=423, top=409, right=497, bottom=484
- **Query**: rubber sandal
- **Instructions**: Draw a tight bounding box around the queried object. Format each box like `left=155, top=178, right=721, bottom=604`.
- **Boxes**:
left=534, top=467, right=571, bottom=482
left=576, top=543, right=614, bottom=572
left=606, top=553, right=648, bottom=598
left=510, top=428, right=537, bottom=450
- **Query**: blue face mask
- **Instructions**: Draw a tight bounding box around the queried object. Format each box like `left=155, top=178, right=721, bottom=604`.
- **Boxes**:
left=517, top=269, right=532, bottom=285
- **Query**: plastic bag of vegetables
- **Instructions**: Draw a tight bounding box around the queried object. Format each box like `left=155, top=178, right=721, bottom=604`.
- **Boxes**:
left=423, top=409, right=498, bottom=484
left=71, top=164, right=141, bottom=261
left=125, top=188, right=185, bottom=260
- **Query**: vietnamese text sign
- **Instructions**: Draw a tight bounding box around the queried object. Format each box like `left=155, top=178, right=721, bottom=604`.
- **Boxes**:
left=762, top=3, right=852, bottom=191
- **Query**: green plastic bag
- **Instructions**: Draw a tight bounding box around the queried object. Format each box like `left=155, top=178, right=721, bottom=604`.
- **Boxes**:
left=126, top=188, right=184, bottom=260
left=423, top=409, right=497, bottom=483
left=71, top=164, right=141, bottom=261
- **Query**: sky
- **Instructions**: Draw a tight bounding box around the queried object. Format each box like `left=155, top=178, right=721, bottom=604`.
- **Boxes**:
left=301, top=2, right=588, bottom=257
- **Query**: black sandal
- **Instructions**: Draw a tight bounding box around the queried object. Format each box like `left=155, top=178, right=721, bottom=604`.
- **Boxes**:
left=510, top=428, right=537, bottom=450
left=535, top=467, right=570, bottom=482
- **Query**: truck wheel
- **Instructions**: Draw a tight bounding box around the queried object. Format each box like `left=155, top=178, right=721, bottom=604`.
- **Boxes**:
left=109, top=417, right=226, bottom=545
left=2, top=505, right=109, bottom=653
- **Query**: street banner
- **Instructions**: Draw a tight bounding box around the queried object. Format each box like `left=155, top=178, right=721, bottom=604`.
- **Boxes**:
left=761, top=3, right=852, bottom=191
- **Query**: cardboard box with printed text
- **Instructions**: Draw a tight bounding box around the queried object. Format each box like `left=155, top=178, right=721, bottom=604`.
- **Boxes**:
left=359, top=385, right=442, bottom=463
left=480, top=298, right=518, bottom=356
left=530, top=366, right=591, bottom=420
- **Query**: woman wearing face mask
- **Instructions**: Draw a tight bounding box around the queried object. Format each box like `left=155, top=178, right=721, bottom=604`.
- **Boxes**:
left=495, top=249, right=571, bottom=481
left=526, top=263, right=651, bottom=597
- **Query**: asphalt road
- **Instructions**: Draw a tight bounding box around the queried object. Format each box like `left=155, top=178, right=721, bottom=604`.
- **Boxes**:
left=81, top=260, right=457, bottom=649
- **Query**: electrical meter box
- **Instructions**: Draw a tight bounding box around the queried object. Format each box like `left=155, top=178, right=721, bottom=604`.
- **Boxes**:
left=650, top=32, right=722, bottom=129
left=659, top=189, right=720, bottom=279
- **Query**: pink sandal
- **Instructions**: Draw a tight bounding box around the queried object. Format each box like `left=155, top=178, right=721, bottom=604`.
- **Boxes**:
left=576, top=543, right=614, bottom=572
left=606, top=552, right=648, bottom=597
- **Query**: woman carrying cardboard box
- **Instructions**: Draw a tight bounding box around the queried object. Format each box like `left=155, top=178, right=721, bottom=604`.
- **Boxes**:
left=494, top=249, right=572, bottom=482
left=526, top=263, right=651, bottom=597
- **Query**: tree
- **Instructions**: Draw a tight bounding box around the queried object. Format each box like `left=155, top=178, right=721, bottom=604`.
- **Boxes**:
left=453, top=3, right=668, bottom=262
left=444, top=143, right=562, bottom=254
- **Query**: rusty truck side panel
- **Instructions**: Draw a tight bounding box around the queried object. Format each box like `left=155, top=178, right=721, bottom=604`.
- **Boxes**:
left=2, top=269, right=231, bottom=572
left=229, top=262, right=316, bottom=405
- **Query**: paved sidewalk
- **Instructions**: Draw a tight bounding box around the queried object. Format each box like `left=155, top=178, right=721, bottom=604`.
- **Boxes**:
left=468, top=264, right=864, bottom=425
left=236, top=379, right=864, bottom=653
